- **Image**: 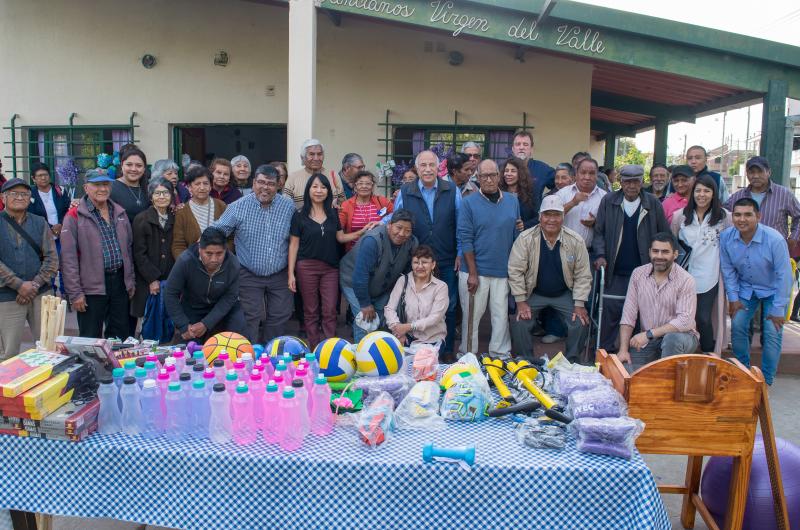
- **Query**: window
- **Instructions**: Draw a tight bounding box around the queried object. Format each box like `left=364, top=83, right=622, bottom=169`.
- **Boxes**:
left=28, top=127, right=133, bottom=177
left=392, top=126, right=517, bottom=165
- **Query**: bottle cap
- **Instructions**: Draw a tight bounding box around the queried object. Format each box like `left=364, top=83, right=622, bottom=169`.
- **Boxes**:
left=123, top=376, right=136, bottom=385
left=164, top=357, right=176, bottom=366
left=236, top=381, right=248, bottom=393
left=241, top=352, right=253, bottom=361
left=254, top=360, right=264, bottom=370
left=98, top=376, right=113, bottom=385
left=273, top=373, right=284, bottom=383
left=193, top=351, right=204, bottom=360
left=219, top=351, right=229, bottom=360
left=315, top=374, right=328, bottom=384
left=166, top=364, right=176, bottom=373
left=266, top=381, right=278, bottom=392
left=173, top=350, right=185, bottom=358
left=305, top=353, right=316, bottom=361
left=225, top=371, right=238, bottom=381
left=145, top=354, right=159, bottom=362
left=179, top=373, right=191, bottom=382
left=157, top=370, right=170, bottom=381
left=282, top=388, right=295, bottom=399
left=185, top=358, right=196, bottom=367
left=250, top=371, right=262, bottom=381
left=135, top=368, right=147, bottom=378
left=292, top=379, right=304, bottom=388
left=143, top=361, right=156, bottom=370
left=124, top=360, right=136, bottom=370
left=143, top=379, right=156, bottom=389
left=213, top=383, right=226, bottom=392
left=233, top=361, right=245, bottom=370
left=203, top=368, right=216, bottom=379
left=112, top=368, right=125, bottom=378
left=168, top=382, right=181, bottom=392
left=213, top=359, right=224, bottom=368
left=192, top=380, right=205, bottom=389
left=276, top=361, right=286, bottom=371
left=193, top=363, right=205, bottom=372
left=296, top=368, right=307, bottom=377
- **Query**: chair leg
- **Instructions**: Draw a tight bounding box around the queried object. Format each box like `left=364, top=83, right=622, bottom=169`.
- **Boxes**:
left=681, top=455, right=703, bottom=528
left=724, top=454, right=753, bottom=530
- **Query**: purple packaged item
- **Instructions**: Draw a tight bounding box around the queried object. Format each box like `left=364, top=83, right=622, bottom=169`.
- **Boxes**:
left=568, top=386, right=627, bottom=419
left=555, top=371, right=609, bottom=396
left=571, top=416, right=645, bottom=459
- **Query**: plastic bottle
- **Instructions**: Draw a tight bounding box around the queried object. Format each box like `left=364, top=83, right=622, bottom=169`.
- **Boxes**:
left=165, top=363, right=177, bottom=382
left=112, top=367, right=125, bottom=409
left=124, top=360, right=137, bottom=378
left=184, top=357, right=196, bottom=375
left=120, top=376, right=144, bottom=436
left=173, top=349, right=186, bottom=374
left=261, top=381, right=281, bottom=443
left=225, top=370, right=238, bottom=416
left=296, top=367, right=314, bottom=408
left=140, top=379, right=163, bottom=439
left=213, top=359, right=226, bottom=383
left=145, top=353, right=161, bottom=370
left=192, top=350, right=205, bottom=368
left=97, top=376, right=123, bottom=434
left=156, top=369, right=170, bottom=415
left=259, top=354, right=275, bottom=379
left=192, top=363, right=205, bottom=382
left=231, top=382, right=256, bottom=445
left=249, top=370, right=265, bottom=429
left=203, top=368, right=217, bottom=390
left=272, top=372, right=285, bottom=393
left=310, top=374, right=334, bottom=436
left=291, top=379, right=310, bottom=436
left=282, top=354, right=296, bottom=379
left=241, top=352, right=254, bottom=374
left=143, top=360, right=158, bottom=381
left=165, top=381, right=189, bottom=441
left=163, top=356, right=176, bottom=371
left=233, top=360, right=247, bottom=381
left=179, top=372, right=192, bottom=393
left=304, top=353, right=320, bottom=379
left=218, top=350, right=232, bottom=370
left=134, top=367, right=147, bottom=389
left=190, top=380, right=210, bottom=439
left=275, top=360, right=288, bottom=382
left=209, top=383, right=232, bottom=444
left=278, top=388, right=303, bottom=451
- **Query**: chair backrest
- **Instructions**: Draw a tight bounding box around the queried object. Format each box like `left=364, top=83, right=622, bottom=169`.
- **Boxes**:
left=596, top=351, right=763, bottom=457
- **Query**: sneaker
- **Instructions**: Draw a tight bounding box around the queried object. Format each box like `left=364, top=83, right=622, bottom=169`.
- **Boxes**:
left=541, top=334, right=563, bottom=344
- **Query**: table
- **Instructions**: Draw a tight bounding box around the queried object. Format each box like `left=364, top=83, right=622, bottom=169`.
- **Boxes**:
left=0, top=416, right=669, bottom=530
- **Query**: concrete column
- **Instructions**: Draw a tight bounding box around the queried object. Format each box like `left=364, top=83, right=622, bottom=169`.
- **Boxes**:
left=288, top=0, right=317, bottom=173
left=653, top=117, right=668, bottom=165
left=760, top=79, right=788, bottom=185
left=604, top=133, right=617, bottom=168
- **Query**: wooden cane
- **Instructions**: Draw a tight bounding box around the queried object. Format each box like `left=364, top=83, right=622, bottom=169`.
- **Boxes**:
left=467, top=291, right=475, bottom=354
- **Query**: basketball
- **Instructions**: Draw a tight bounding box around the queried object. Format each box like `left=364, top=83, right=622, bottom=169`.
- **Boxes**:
left=203, top=332, right=253, bottom=364
left=356, top=331, right=404, bottom=376
left=314, top=338, right=357, bottom=382
left=265, top=336, right=310, bottom=365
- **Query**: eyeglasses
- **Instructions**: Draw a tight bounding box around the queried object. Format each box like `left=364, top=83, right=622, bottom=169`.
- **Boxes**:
left=477, top=172, right=499, bottom=180
left=5, top=191, right=31, bottom=199
left=152, top=190, right=171, bottom=197
left=466, top=154, right=481, bottom=159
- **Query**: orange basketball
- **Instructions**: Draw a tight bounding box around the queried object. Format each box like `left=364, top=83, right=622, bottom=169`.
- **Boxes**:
left=202, top=332, right=253, bottom=364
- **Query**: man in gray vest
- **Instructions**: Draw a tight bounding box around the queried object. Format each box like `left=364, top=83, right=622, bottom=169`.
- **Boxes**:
left=340, top=209, right=417, bottom=342
left=0, top=178, right=59, bottom=359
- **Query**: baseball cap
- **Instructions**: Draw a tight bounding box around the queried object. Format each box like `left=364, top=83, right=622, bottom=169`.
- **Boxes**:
left=619, top=164, right=644, bottom=181
left=540, top=194, right=564, bottom=213
left=1, top=178, right=29, bottom=193
left=746, top=156, right=770, bottom=171
left=85, top=169, right=114, bottom=183
left=670, top=165, right=693, bottom=179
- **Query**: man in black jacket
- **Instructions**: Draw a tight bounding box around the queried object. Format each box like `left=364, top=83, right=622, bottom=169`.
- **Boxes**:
left=164, top=227, right=246, bottom=342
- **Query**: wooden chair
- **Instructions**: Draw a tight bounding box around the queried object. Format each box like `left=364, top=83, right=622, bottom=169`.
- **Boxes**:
left=595, top=350, right=790, bottom=530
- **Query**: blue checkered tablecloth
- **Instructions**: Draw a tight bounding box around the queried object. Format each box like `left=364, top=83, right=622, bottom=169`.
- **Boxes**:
left=0, top=415, right=670, bottom=530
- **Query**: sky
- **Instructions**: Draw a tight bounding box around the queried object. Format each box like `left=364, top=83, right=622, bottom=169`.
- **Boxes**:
left=577, top=0, right=800, bottom=158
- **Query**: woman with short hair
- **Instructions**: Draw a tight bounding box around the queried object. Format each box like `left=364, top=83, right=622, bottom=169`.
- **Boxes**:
left=172, top=166, right=227, bottom=258
left=209, top=158, right=242, bottom=204
left=338, top=170, right=392, bottom=252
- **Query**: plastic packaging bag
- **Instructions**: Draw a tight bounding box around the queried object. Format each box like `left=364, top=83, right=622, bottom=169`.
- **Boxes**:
left=355, top=391, right=396, bottom=448
left=410, top=346, right=439, bottom=382
left=568, top=385, right=627, bottom=419
left=515, top=417, right=568, bottom=449
left=556, top=371, right=610, bottom=397
left=571, top=416, right=645, bottom=459
left=396, top=381, right=445, bottom=431
left=440, top=375, right=493, bottom=422
left=352, top=372, right=414, bottom=407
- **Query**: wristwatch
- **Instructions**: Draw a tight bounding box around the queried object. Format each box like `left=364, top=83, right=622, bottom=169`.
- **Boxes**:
left=645, top=329, right=654, bottom=340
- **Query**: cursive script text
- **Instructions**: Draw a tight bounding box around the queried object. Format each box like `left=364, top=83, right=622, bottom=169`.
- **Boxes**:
left=507, top=17, right=540, bottom=41
left=429, top=1, right=490, bottom=37
left=555, top=24, right=605, bottom=54
left=324, top=0, right=415, bottom=18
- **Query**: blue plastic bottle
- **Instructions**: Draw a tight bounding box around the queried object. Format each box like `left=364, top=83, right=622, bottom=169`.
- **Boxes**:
left=97, top=376, right=123, bottom=434
left=120, top=376, right=144, bottom=436
left=190, top=380, right=210, bottom=439
left=165, top=381, right=189, bottom=441
left=140, top=379, right=163, bottom=439
left=209, top=383, right=232, bottom=444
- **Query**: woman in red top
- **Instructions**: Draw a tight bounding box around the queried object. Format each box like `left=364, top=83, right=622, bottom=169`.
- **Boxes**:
left=338, top=170, right=393, bottom=251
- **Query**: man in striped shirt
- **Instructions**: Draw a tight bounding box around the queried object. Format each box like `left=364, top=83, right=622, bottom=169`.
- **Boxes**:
left=724, top=156, right=800, bottom=252
left=617, top=232, right=699, bottom=370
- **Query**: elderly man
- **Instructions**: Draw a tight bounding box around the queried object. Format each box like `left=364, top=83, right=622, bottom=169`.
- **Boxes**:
left=508, top=195, right=591, bottom=362
left=213, top=168, right=295, bottom=343
left=461, top=141, right=482, bottom=179
left=458, top=159, right=520, bottom=357
left=0, top=179, right=58, bottom=358
left=661, top=165, right=694, bottom=223
left=394, top=150, right=462, bottom=358
left=593, top=164, right=669, bottom=351
left=617, top=233, right=699, bottom=370
left=557, top=158, right=606, bottom=250
left=447, top=153, right=478, bottom=197
left=284, top=139, right=346, bottom=209
left=721, top=198, right=792, bottom=385
left=61, top=169, right=135, bottom=339
left=340, top=209, right=417, bottom=342
left=645, top=164, right=669, bottom=201
left=231, top=155, right=252, bottom=195
left=339, top=153, right=366, bottom=199
left=512, top=130, right=554, bottom=200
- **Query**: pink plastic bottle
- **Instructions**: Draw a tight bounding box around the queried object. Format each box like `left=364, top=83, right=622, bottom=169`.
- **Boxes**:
left=218, top=350, right=232, bottom=371
left=259, top=354, right=275, bottom=379
left=295, top=368, right=314, bottom=413
left=231, top=382, right=256, bottom=446
left=249, top=370, right=265, bottom=429
left=310, top=374, right=334, bottom=436
left=233, top=361, right=246, bottom=381
left=173, top=349, right=186, bottom=374
left=278, top=388, right=303, bottom=452
left=261, top=380, right=281, bottom=444
left=165, top=363, right=177, bottom=382
left=156, top=368, right=171, bottom=419
left=225, top=370, right=238, bottom=416
left=145, top=353, right=161, bottom=370
left=272, top=372, right=285, bottom=393
left=203, top=368, right=216, bottom=388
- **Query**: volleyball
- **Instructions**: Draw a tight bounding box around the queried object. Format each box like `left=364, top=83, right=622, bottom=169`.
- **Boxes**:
left=314, top=338, right=357, bottom=382
left=265, top=336, right=310, bottom=365
left=203, top=332, right=253, bottom=364
left=356, top=331, right=404, bottom=376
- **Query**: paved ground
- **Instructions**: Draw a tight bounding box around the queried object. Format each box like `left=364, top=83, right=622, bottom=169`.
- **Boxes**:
left=24, top=310, right=800, bottom=529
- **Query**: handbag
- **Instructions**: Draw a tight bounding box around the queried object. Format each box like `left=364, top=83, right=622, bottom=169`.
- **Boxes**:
left=396, top=273, right=416, bottom=343
left=141, top=281, right=175, bottom=343
left=677, top=238, right=692, bottom=269
left=1, top=212, right=43, bottom=261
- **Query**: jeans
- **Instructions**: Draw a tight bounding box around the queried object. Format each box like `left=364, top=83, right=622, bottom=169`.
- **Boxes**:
left=438, top=266, right=458, bottom=355
left=628, top=332, right=699, bottom=372
left=340, top=285, right=389, bottom=344
left=731, top=295, right=782, bottom=385
left=238, top=267, right=293, bottom=344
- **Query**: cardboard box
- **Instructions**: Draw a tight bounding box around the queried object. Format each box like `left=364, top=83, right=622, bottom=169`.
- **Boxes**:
left=0, top=350, right=73, bottom=398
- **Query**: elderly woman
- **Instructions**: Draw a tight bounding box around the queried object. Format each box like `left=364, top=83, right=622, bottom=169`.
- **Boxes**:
left=670, top=174, right=732, bottom=356
left=151, top=159, right=185, bottom=206
left=499, top=157, right=539, bottom=229
left=384, top=245, right=449, bottom=347
left=172, top=166, right=227, bottom=259
left=269, top=161, right=288, bottom=193
left=209, top=158, right=242, bottom=204
left=131, top=178, right=176, bottom=321
left=339, top=170, right=393, bottom=252
left=110, top=147, right=151, bottom=225
left=232, top=155, right=253, bottom=195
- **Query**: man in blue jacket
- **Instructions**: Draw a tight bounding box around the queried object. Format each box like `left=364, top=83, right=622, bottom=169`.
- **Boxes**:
left=512, top=129, right=554, bottom=201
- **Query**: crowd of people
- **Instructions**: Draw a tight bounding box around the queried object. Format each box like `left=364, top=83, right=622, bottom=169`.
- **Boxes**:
left=0, top=131, right=798, bottom=385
